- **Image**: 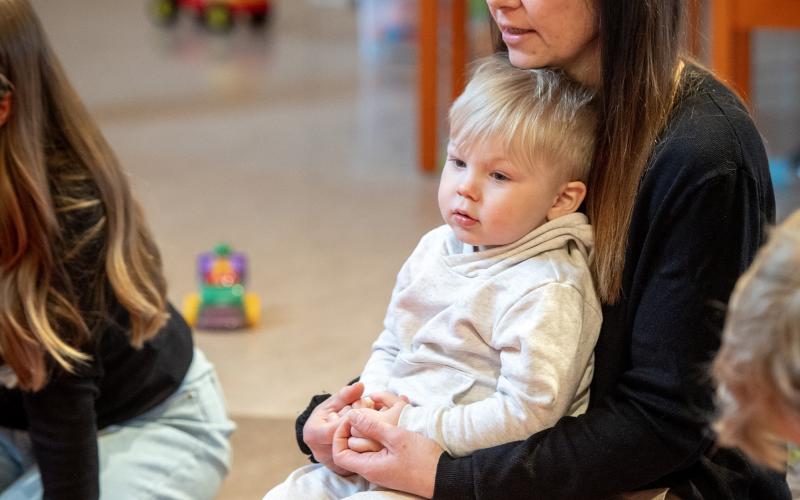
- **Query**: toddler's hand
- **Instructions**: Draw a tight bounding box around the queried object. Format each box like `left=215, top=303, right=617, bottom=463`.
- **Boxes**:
left=346, top=399, right=408, bottom=453
left=369, top=392, right=410, bottom=410
left=352, top=396, right=376, bottom=410
left=330, top=396, right=376, bottom=423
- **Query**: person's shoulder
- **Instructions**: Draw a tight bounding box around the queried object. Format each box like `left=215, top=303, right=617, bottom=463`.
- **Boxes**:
left=647, top=65, right=767, bottom=188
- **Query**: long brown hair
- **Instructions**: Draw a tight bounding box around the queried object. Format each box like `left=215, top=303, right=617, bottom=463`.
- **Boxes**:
left=0, top=0, right=168, bottom=390
left=492, top=1, right=685, bottom=303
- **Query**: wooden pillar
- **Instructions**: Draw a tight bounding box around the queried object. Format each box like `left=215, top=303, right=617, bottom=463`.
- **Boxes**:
left=451, top=0, right=467, bottom=101
left=418, top=1, right=438, bottom=172
left=686, top=0, right=702, bottom=57
left=711, top=0, right=752, bottom=101
left=731, top=29, right=751, bottom=101
left=711, top=0, right=734, bottom=81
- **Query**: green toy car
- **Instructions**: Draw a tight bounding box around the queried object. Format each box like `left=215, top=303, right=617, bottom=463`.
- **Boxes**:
left=182, top=244, right=261, bottom=330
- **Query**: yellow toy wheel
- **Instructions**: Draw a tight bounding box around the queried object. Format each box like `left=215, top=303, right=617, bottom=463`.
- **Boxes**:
left=149, top=0, right=179, bottom=26
left=205, top=4, right=233, bottom=32
left=182, top=292, right=201, bottom=327
left=244, top=293, right=261, bottom=327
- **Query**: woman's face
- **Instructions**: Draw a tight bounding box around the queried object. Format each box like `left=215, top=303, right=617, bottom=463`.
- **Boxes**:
left=486, top=0, right=600, bottom=84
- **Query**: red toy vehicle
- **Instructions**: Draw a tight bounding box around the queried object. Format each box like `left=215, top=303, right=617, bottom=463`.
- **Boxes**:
left=150, top=0, right=273, bottom=32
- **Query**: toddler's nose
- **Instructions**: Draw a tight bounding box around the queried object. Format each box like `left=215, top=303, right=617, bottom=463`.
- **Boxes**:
left=456, top=177, right=480, bottom=201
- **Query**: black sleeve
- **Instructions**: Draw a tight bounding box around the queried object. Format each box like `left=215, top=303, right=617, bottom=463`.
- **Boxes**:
left=433, top=167, right=778, bottom=498
left=295, top=377, right=361, bottom=461
left=296, top=393, right=331, bottom=461
left=23, top=363, right=101, bottom=500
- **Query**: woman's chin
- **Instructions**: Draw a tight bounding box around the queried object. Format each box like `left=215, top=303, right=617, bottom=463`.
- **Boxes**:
left=506, top=50, right=545, bottom=70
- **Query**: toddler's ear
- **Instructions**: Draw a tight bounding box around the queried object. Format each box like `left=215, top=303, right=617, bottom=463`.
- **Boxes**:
left=547, top=181, right=587, bottom=221
left=0, top=92, right=11, bottom=127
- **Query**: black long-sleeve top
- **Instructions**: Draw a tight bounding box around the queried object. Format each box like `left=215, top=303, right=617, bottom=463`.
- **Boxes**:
left=0, top=153, right=193, bottom=500
left=0, top=305, right=193, bottom=500
left=296, top=66, right=790, bottom=498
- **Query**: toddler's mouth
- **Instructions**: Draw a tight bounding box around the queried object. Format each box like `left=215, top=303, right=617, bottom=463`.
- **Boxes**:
left=452, top=209, right=478, bottom=226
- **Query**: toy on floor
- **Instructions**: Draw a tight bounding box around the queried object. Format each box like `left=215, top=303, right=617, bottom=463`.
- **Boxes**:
left=149, top=0, right=273, bottom=33
left=183, top=243, right=261, bottom=330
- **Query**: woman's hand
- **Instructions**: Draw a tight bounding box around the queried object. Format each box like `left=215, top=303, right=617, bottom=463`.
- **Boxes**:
left=346, top=391, right=411, bottom=453
left=332, top=408, right=443, bottom=499
left=302, top=382, right=365, bottom=476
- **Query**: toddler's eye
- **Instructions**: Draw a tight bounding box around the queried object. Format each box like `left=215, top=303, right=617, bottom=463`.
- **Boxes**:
left=490, top=172, right=509, bottom=181
left=449, top=158, right=466, bottom=168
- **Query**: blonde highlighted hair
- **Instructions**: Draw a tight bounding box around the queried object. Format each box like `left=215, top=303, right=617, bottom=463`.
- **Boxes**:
left=0, top=0, right=168, bottom=391
left=712, top=209, right=800, bottom=469
left=449, top=55, right=597, bottom=183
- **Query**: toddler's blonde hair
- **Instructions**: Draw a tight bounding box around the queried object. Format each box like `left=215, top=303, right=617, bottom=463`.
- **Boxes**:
left=448, top=54, right=597, bottom=183
left=713, top=209, right=800, bottom=469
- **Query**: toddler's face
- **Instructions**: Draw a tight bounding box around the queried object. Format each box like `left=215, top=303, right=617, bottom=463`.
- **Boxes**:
left=438, top=135, right=563, bottom=247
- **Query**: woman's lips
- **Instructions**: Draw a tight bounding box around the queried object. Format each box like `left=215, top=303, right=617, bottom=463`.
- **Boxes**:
left=501, top=26, right=535, bottom=45
left=505, top=26, right=531, bottom=35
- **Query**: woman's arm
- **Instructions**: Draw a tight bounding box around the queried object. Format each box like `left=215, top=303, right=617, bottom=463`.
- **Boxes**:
left=22, top=367, right=102, bottom=499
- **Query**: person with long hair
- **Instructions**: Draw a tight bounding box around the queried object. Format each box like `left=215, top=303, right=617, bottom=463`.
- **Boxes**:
left=0, top=1, right=233, bottom=498
left=294, top=1, right=791, bottom=498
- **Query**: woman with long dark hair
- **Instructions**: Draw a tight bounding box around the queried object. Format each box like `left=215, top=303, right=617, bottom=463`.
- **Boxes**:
left=0, top=0, right=233, bottom=498
left=294, top=1, right=790, bottom=498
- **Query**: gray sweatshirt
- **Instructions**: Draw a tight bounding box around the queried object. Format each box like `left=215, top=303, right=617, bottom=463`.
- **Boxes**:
left=359, top=212, right=601, bottom=457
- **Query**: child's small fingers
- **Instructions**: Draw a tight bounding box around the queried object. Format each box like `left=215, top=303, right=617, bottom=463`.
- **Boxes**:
left=369, top=392, right=404, bottom=409
left=348, top=436, right=383, bottom=453
left=353, top=398, right=374, bottom=410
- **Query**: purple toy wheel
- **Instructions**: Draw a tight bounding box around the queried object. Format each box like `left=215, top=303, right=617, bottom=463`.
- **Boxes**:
left=197, top=306, right=246, bottom=330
